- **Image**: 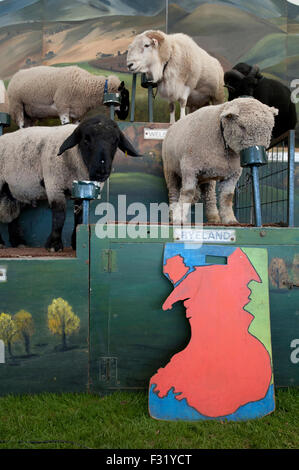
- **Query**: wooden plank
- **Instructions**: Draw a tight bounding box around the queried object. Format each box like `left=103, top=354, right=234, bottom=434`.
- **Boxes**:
left=149, top=245, right=275, bottom=421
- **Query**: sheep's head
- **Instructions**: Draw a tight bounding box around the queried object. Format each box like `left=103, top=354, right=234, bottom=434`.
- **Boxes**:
left=224, top=63, right=261, bottom=100
left=127, top=30, right=169, bottom=83
left=57, top=115, right=141, bottom=182
left=115, top=81, right=130, bottom=120
left=220, top=98, right=278, bottom=152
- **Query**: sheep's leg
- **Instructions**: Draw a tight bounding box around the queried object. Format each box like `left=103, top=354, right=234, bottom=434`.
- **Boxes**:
left=178, top=87, right=191, bottom=120
left=45, top=200, right=66, bottom=252
left=200, top=181, right=221, bottom=224
left=172, top=168, right=197, bottom=225
left=10, top=100, right=25, bottom=128
left=0, top=234, right=5, bottom=249
left=8, top=217, right=26, bottom=248
left=59, top=114, right=71, bottom=125
left=217, top=173, right=241, bottom=225
left=169, top=103, right=176, bottom=124
left=211, top=86, right=225, bottom=105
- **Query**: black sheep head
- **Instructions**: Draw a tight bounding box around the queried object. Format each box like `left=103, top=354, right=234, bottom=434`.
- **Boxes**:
left=57, top=115, right=141, bottom=182
left=224, top=63, right=261, bottom=101
left=115, top=81, right=130, bottom=120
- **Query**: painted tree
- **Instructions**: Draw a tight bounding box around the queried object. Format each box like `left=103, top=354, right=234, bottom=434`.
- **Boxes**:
left=13, top=310, right=34, bottom=355
left=0, top=313, right=17, bottom=357
left=47, top=298, right=80, bottom=350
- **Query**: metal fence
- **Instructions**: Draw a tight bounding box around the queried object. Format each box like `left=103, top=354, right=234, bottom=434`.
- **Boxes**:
left=234, top=130, right=295, bottom=227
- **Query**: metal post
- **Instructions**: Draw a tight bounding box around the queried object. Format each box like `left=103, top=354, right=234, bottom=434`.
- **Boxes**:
left=251, top=166, right=262, bottom=227
left=148, top=85, right=154, bottom=122
left=82, top=199, right=90, bottom=225
left=288, top=130, right=295, bottom=227
left=130, top=73, right=137, bottom=122
left=110, top=105, right=115, bottom=120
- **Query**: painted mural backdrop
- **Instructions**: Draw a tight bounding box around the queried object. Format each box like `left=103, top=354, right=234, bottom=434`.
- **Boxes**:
left=0, top=0, right=298, bottom=122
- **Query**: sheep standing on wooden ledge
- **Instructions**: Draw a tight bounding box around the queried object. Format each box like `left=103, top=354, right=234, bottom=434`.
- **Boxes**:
left=162, top=97, right=278, bottom=225
left=127, top=30, right=224, bottom=123
left=0, top=114, right=139, bottom=252
left=7, top=65, right=130, bottom=128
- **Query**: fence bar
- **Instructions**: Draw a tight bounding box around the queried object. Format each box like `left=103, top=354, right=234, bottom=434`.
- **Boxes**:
left=288, top=130, right=295, bottom=227
left=130, top=73, right=137, bottom=122
left=148, top=85, right=154, bottom=122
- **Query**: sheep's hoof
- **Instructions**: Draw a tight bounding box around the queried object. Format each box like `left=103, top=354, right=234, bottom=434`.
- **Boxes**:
left=0, top=244, right=5, bottom=249
left=45, top=238, right=63, bottom=253
left=17, top=244, right=27, bottom=249
left=207, top=216, right=221, bottom=224
left=221, top=218, right=239, bottom=225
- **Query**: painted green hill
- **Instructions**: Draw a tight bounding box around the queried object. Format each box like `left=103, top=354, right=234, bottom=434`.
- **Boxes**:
left=169, top=3, right=282, bottom=65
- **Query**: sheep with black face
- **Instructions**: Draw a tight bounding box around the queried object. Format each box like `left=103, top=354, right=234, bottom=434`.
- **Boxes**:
left=224, top=63, right=297, bottom=139
left=0, top=114, right=140, bottom=252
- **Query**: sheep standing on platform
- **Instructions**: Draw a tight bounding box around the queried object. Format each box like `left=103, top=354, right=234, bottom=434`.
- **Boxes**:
left=162, top=97, right=278, bottom=225
left=224, top=63, right=297, bottom=139
left=7, top=65, right=130, bottom=128
left=0, top=115, right=139, bottom=252
left=127, top=30, right=224, bottom=123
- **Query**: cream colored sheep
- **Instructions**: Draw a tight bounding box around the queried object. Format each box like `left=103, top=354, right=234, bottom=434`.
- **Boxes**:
left=7, top=65, right=130, bottom=128
left=127, top=30, right=224, bottom=123
left=162, top=97, right=278, bottom=225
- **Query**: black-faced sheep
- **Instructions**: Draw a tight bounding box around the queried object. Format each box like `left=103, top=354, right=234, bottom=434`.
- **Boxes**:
left=7, top=65, right=130, bottom=128
left=126, top=30, right=224, bottom=123
left=162, top=97, right=278, bottom=225
left=0, top=114, right=139, bottom=251
left=224, top=63, right=297, bottom=139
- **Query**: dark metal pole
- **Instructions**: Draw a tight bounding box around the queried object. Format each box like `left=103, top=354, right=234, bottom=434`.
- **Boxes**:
left=287, top=130, right=295, bottom=227
left=251, top=166, right=262, bottom=227
left=130, top=73, right=137, bottom=122
left=148, top=85, right=154, bottom=122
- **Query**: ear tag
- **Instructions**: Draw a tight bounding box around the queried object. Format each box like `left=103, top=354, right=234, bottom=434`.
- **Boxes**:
left=125, top=151, right=128, bottom=157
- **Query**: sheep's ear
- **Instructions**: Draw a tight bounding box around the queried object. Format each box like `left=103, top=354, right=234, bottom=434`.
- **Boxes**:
left=58, top=129, right=80, bottom=155
left=118, top=131, right=142, bottom=157
left=147, top=31, right=164, bottom=47
left=270, top=106, right=279, bottom=116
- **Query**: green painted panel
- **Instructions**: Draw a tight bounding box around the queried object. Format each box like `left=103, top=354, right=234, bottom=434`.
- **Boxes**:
left=89, top=224, right=299, bottom=391
left=0, top=225, right=90, bottom=395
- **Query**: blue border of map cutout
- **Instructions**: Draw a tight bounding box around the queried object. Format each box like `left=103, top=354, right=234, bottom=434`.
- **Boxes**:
left=149, top=244, right=275, bottom=421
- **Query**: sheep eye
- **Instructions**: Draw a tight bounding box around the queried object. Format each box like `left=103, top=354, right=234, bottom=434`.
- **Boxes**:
left=144, top=44, right=150, bottom=48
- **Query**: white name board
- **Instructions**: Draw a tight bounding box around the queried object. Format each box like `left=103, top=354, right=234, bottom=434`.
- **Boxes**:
left=144, top=128, right=168, bottom=140
left=174, top=229, right=236, bottom=243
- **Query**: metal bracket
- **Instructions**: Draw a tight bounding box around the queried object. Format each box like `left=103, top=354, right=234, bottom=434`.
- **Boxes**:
left=99, top=357, right=118, bottom=382
left=101, top=249, right=117, bottom=272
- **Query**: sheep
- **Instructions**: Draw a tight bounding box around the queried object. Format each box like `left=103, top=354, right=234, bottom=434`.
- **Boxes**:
left=126, top=30, right=224, bottom=123
left=162, top=97, right=278, bottom=225
left=224, top=63, right=297, bottom=139
left=0, top=114, right=139, bottom=252
left=7, top=65, right=130, bottom=128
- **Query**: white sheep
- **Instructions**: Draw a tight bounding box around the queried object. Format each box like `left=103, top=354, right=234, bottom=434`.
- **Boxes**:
left=162, top=97, right=278, bottom=225
left=127, top=30, right=225, bottom=123
left=0, top=114, right=139, bottom=251
left=7, top=65, right=130, bottom=128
